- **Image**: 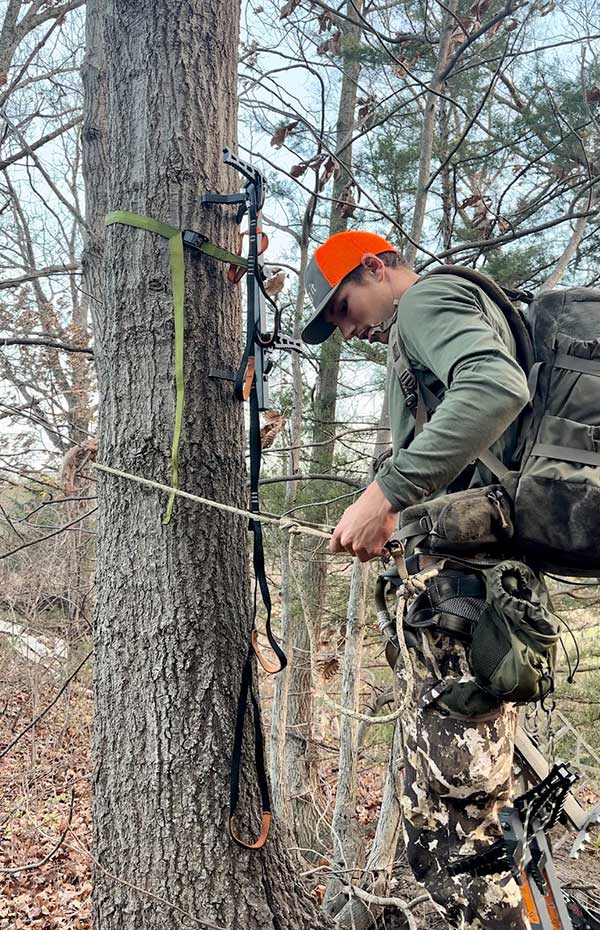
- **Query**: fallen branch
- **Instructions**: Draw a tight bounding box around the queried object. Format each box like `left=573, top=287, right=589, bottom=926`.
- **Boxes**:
left=0, top=789, right=75, bottom=873
left=0, top=650, right=92, bottom=761
left=341, top=881, right=430, bottom=930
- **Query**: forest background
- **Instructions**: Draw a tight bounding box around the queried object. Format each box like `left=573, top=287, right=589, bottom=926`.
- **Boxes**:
left=1, top=0, right=600, bottom=928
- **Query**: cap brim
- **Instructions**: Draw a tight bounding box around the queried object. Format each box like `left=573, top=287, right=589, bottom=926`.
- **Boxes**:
left=301, top=281, right=340, bottom=345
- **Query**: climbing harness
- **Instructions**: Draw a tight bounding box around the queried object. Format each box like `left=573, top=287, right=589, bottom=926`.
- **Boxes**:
left=104, top=148, right=304, bottom=849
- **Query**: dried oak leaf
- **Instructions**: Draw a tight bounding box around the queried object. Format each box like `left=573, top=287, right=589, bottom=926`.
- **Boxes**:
left=270, top=120, right=299, bottom=148
left=264, top=269, right=286, bottom=300
left=586, top=84, right=600, bottom=103
left=318, top=9, right=334, bottom=31
left=61, top=438, right=98, bottom=496
left=261, top=411, right=286, bottom=450
left=318, top=156, right=340, bottom=190
left=317, top=29, right=341, bottom=55
left=290, top=162, right=309, bottom=178
left=315, top=652, right=340, bottom=681
left=280, top=0, right=301, bottom=18
left=357, top=96, right=376, bottom=121
left=339, top=182, right=359, bottom=219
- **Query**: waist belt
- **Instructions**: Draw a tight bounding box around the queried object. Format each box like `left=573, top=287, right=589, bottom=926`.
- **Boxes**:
left=404, top=573, right=486, bottom=641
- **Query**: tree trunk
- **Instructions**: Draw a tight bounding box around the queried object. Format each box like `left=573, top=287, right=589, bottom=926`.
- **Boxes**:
left=269, top=226, right=309, bottom=826
left=90, top=3, right=331, bottom=927
left=406, top=0, right=459, bottom=268
left=334, top=721, right=405, bottom=930
left=284, top=0, right=364, bottom=854
left=323, top=394, right=391, bottom=915
left=322, top=556, right=368, bottom=916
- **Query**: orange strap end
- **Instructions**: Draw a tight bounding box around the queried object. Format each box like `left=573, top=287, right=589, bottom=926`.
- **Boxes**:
left=242, top=358, right=255, bottom=401
left=228, top=263, right=247, bottom=284
left=229, top=812, right=272, bottom=850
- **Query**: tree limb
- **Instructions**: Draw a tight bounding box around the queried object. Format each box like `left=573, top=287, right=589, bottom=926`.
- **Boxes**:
left=0, top=333, right=93, bottom=355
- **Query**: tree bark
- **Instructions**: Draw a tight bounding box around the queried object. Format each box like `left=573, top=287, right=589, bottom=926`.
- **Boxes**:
left=323, top=388, right=391, bottom=916
left=284, top=0, right=364, bottom=855
left=321, top=556, right=368, bottom=916
left=90, top=3, right=332, bottom=927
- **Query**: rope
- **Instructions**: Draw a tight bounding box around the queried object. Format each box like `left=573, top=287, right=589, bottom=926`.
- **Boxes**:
left=320, top=580, right=418, bottom=726
left=91, top=462, right=334, bottom=541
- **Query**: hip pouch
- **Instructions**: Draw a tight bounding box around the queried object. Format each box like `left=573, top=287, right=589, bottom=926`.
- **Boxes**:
left=470, top=560, right=560, bottom=704
left=400, top=484, right=514, bottom=556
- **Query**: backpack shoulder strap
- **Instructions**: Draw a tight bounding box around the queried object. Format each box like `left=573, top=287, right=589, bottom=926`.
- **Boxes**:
left=420, top=265, right=535, bottom=376
left=389, top=323, right=428, bottom=434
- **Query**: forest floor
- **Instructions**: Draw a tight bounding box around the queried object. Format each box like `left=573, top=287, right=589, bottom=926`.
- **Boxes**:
left=1, top=646, right=600, bottom=930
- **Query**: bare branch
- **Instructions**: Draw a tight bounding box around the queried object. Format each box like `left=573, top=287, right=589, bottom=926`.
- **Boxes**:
left=0, top=116, right=82, bottom=171
left=0, top=333, right=93, bottom=355
left=0, top=263, right=79, bottom=288
left=0, top=790, right=76, bottom=874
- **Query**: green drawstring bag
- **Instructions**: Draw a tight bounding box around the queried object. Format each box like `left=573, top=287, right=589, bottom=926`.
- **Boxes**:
left=470, top=561, right=560, bottom=704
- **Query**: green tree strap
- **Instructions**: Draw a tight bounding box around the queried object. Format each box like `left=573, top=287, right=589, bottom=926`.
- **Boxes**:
left=199, top=238, right=248, bottom=268
left=105, top=210, right=186, bottom=524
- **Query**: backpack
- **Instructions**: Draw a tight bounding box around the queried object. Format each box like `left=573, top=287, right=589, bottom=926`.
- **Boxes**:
left=390, top=265, right=600, bottom=577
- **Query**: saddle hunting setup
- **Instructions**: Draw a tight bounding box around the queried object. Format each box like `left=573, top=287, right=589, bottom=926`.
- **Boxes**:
left=107, top=149, right=600, bottom=924
left=376, top=256, right=600, bottom=927
left=107, top=149, right=302, bottom=848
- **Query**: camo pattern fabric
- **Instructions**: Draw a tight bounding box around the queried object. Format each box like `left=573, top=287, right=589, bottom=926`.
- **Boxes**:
left=398, top=627, right=532, bottom=930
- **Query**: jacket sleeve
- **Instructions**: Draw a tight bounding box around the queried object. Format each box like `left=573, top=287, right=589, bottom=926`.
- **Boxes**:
left=375, top=277, right=529, bottom=512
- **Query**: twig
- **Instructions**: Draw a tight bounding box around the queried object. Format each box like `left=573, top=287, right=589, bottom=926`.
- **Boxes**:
left=0, top=507, right=98, bottom=560
left=66, top=830, right=230, bottom=930
left=0, top=789, right=75, bottom=873
left=341, top=880, right=430, bottom=930
left=0, top=334, right=93, bottom=355
left=0, top=651, right=92, bottom=760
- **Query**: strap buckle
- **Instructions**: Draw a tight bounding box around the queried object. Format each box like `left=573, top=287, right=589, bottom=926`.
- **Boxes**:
left=399, top=368, right=418, bottom=410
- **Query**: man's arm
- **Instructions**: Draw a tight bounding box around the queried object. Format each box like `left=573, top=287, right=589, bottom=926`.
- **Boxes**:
left=375, top=276, right=529, bottom=512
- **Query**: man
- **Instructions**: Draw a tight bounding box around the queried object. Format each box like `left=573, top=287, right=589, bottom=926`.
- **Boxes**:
left=302, top=230, right=531, bottom=930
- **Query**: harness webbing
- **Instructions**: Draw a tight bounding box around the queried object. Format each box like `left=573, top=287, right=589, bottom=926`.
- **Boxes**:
left=105, top=210, right=250, bottom=522
left=106, top=211, right=185, bottom=524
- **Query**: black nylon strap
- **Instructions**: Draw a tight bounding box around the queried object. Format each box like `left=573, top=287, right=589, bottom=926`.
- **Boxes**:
left=554, top=354, right=600, bottom=375
left=399, top=516, right=433, bottom=540
left=223, top=153, right=286, bottom=851
left=229, top=646, right=271, bottom=849
left=249, top=386, right=287, bottom=671
left=532, top=443, right=600, bottom=467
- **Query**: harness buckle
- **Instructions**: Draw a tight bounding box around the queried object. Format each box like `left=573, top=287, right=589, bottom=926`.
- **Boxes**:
left=399, top=368, right=419, bottom=410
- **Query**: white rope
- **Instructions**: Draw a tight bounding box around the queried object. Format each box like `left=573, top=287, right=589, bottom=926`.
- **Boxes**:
left=91, top=462, right=334, bottom=541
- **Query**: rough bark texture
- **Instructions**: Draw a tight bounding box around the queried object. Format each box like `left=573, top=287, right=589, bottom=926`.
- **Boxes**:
left=284, top=0, right=364, bottom=854
left=335, top=721, right=405, bottom=930
left=322, top=557, right=368, bottom=915
left=90, top=3, right=332, bottom=928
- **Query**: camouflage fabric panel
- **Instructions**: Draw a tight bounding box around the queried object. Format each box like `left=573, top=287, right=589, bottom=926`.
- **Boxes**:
left=399, top=631, right=532, bottom=930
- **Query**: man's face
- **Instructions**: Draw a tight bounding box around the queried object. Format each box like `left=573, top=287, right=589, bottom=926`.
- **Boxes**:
left=322, top=258, right=395, bottom=342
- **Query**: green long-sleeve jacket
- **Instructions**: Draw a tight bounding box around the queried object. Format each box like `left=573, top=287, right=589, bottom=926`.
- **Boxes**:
left=375, top=274, right=530, bottom=512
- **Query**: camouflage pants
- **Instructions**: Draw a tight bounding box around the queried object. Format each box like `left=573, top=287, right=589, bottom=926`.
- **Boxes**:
left=399, top=628, right=531, bottom=930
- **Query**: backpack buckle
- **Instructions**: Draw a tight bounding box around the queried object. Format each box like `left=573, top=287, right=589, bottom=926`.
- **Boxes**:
left=399, top=368, right=418, bottom=410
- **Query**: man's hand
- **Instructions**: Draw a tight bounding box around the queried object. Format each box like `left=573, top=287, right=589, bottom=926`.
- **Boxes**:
left=329, top=481, right=398, bottom=562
